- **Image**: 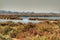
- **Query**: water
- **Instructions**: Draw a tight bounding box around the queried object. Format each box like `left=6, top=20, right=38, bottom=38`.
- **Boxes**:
left=20, top=17, right=60, bottom=19
left=0, top=17, right=60, bottom=23
left=0, top=19, right=41, bottom=23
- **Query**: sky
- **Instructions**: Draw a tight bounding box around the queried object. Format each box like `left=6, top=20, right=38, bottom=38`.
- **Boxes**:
left=0, top=0, right=60, bottom=13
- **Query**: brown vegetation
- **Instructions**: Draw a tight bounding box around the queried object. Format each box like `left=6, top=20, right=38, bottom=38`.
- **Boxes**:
left=29, top=18, right=48, bottom=21
left=0, top=21, right=60, bottom=40
left=0, top=16, right=23, bottom=20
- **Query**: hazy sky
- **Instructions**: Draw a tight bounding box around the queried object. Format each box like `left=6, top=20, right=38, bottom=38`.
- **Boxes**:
left=0, top=0, right=60, bottom=12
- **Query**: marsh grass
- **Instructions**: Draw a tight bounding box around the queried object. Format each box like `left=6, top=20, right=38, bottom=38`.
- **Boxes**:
left=0, top=21, right=60, bottom=40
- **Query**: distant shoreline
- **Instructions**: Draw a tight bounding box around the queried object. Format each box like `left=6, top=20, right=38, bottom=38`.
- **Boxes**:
left=0, top=13, right=60, bottom=17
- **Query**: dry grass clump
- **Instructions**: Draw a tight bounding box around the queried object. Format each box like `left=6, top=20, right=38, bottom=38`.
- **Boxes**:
left=0, top=21, right=60, bottom=40
left=35, top=21, right=59, bottom=32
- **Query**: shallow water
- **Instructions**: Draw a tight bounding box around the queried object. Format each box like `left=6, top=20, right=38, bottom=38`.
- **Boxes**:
left=0, top=17, right=60, bottom=23
left=20, top=17, right=60, bottom=19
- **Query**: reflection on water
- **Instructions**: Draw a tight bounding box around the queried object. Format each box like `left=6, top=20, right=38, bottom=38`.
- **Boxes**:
left=0, top=17, right=60, bottom=23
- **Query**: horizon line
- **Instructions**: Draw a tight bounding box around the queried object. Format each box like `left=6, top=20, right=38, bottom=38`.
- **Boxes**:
left=0, top=9, right=60, bottom=13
